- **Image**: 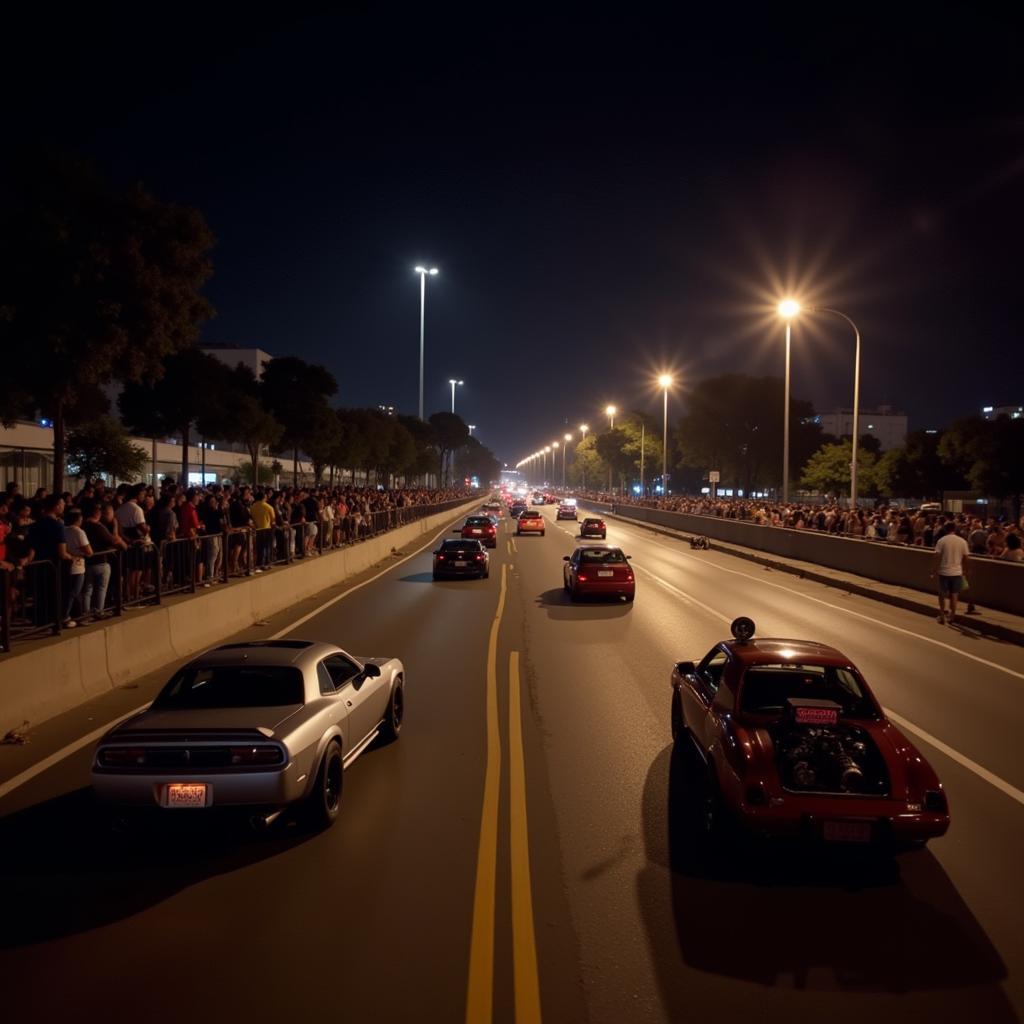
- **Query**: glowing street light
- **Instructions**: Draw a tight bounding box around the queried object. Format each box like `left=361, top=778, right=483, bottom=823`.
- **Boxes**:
left=468, top=424, right=476, bottom=436
left=448, top=378, right=464, bottom=414
left=658, top=374, right=674, bottom=494
left=414, top=266, right=439, bottom=419
left=578, top=425, right=589, bottom=488
left=605, top=405, right=617, bottom=430
left=777, top=299, right=800, bottom=503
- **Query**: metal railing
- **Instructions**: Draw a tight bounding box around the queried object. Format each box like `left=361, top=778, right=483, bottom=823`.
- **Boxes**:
left=1, top=497, right=475, bottom=653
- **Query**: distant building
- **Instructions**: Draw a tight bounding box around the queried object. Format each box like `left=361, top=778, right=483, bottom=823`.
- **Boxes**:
left=201, top=344, right=274, bottom=379
left=981, top=403, right=1023, bottom=420
left=815, top=405, right=908, bottom=451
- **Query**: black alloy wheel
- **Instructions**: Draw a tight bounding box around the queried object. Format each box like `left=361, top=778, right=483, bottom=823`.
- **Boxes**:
left=305, top=742, right=343, bottom=829
left=380, top=681, right=404, bottom=742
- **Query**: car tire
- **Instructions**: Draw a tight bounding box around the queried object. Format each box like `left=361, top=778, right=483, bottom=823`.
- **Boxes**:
left=379, top=679, right=404, bottom=743
left=540, top=531, right=545, bottom=536
left=570, top=582, right=580, bottom=602
left=305, top=741, right=343, bottom=830
left=671, top=692, right=685, bottom=743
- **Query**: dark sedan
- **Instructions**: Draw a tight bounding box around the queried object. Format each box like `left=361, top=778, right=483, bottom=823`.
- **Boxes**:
left=579, top=516, right=606, bottom=538
left=433, top=539, right=490, bottom=579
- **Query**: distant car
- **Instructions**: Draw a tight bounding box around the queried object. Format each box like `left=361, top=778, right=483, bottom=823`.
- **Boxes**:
left=91, top=640, right=405, bottom=830
left=510, top=502, right=528, bottom=519
left=579, top=517, right=606, bottom=539
left=563, top=544, right=634, bottom=601
left=516, top=510, right=546, bottom=536
left=481, top=501, right=505, bottom=519
left=671, top=617, right=950, bottom=852
left=461, top=515, right=498, bottom=548
left=433, top=538, right=489, bottom=579
left=531, top=493, right=547, bottom=506
left=556, top=503, right=578, bottom=520
left=546, top=494, right=559, bottom=505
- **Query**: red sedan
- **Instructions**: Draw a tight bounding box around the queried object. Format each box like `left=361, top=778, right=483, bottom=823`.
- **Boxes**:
left=460, top=515, right=498, bottom=548
left=671, top=617, right=950, bottom=852
left=563, top=544, right=635, bottom=601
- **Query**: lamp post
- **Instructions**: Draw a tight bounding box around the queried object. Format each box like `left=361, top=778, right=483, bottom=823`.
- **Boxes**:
left=544, top=445, right=551, bottom=484
left=778, top=301, right=863, bottom=509
left=468, top=424, right=476, bottom=437
left=579, top=424, right=589, bottom=489
left=552, top=441, right=559, bottom=489
left=639, top=420, right=645, bottom=496
left=658, top=374, right=673, bottom=494
left=605, top=406, right=617, bottom=492
left=777, top=300, right=799, bottom=504
left=563, top=433, right=572, bottom=488
left=448, top=378, right=464, bottom=414
left=414, top=266, right=439, bottom=420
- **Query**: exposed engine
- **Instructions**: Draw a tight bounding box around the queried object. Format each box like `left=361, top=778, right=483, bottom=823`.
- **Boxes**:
left=771, top=700, right=889, bottom=796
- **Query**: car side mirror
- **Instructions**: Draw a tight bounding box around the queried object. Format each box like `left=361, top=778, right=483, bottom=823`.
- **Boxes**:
left=452, top=528, right=462, bottom=533
left=563, top=555, right=570, bottom=561
left=675, top=660, right=696, bottom=676
left=362, top=662, right=382, bottom=678
left=626, top=555, right=632, bottom=559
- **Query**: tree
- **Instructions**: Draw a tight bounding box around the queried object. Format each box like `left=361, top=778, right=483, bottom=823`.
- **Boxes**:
left=595, top=428, right=636, bottom=490
left=216, top=364, right=284, bottom=479
left=800, top=440, right=878, bottom=496
left=235, top=461, right=276, bottom=484
left=118, top=348, right=229, bottom=482
left=874, top=430, right=966, bottom=499
left=66, top=417, right=148, bottom=481
left=261, top=356, right=338, bottom=486
left=428, top=412, right=470, bottom=485
left=302, top=402, right=343, bottom=484
left=675, top=374, right=822, bottom=493
left=567, top=433, right=608, bottom=489
left=0, top=149, right=215, bottom=493
left=454, top=437, right=500, bottom=485
left=940, top=415, right=1024, bottom=520
left=331, top=408, right=371, bottom=484
left=398, top=414, right=438, bottom=484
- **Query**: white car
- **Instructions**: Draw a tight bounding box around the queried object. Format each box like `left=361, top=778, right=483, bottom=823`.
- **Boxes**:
left=92, top=640, right=404, bottom=829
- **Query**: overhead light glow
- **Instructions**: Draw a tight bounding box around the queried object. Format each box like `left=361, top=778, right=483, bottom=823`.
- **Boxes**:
left=777, top=298, right=801, bottom=319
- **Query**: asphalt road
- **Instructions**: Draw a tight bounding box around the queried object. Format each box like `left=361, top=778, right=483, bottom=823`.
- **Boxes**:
left=1, top=501, right=1022, bottom=1023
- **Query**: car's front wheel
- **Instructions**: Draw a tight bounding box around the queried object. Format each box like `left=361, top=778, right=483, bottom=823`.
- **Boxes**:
left=305, top=741, right=343, bottom=829
left=379, top=680, right=404, bottom=743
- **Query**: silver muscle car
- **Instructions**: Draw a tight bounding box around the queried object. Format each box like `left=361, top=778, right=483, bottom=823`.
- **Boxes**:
left=91, top=639, right=405, bottom=829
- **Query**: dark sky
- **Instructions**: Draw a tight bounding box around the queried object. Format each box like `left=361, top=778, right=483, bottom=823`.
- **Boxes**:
left=6, top=6, right=1024, bottom=465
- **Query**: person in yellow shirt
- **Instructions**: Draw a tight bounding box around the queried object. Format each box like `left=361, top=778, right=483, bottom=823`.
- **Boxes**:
left=250, top=490, right=275, bottom=570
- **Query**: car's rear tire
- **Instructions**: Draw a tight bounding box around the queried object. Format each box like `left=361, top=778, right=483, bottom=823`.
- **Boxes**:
left=379, top=679, right=404, bottom=743
left=305, top=742, right=343, bottom=830
left=671, top=692, right=684, bottom=743
left=540, top=530, right=545, bottom=536
left=570, top=582, right=580, bottom=601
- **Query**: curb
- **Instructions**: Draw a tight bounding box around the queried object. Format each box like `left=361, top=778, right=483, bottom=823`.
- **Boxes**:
left=598, top=510, right=1024, bottom=647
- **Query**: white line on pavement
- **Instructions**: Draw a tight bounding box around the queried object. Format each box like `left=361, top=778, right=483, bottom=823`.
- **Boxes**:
left=611, top=517, right=1024, bottom=683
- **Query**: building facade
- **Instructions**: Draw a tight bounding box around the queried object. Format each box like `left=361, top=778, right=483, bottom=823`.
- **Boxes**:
left=815, top=405, right=908, bottom=451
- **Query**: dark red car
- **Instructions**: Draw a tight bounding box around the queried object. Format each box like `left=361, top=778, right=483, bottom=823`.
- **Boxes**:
left=671, top=617, right=950, bottom=852
left=460, top=515, right=498, bottom=548
left=563, top=544, right=635, bottom=601
left=579, top=516, right=606, bottom=539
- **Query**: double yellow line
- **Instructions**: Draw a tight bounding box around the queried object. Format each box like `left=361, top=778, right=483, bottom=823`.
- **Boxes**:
left=465, top=563, right=542, bottom=1023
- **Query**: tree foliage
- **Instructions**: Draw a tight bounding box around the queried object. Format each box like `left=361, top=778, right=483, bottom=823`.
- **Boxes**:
left=939, top=414, right=1024, bottom=516
left=66, top=417, right=148, bottom=481
left=0, top=149, right=215, bottom=492
left=800, top=439, right=878, bottom=495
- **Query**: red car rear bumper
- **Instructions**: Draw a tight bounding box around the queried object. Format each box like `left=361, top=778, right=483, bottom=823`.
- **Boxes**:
left=574, top=580, right=635, bottom=598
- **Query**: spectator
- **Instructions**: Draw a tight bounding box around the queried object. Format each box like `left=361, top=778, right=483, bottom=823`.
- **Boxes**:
left=933, top=521, right=970, bottom=626
left=81, top=502, right=124, bottom=617
left=63, top=508, right=91, bottom=628
left=1002, top=533, right=1023, bottom=563
left=250, top=489, right=275, bottom=570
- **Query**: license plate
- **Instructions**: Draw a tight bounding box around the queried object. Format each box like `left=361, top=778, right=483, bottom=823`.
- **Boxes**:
left=166, top=783, right=208, bottom=808
left=823, top=820, right=871, bottom=843
left=454, top=560, right=467, bottom=567
left=471, top=529, right=481, bottom=534
left=598, top=570, right=614, bottom=577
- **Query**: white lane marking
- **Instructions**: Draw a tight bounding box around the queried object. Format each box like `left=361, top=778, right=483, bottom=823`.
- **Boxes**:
left=609, top=516, right=1024, bottom=683
left=270, top=513, right=471, bottom=639
left=634, top=560, right=1024, bottom=808
left=0, top=509, right=475, bottom=802
left=883, top=707, right=1024, bottom=808
left=0, top=703, right=150, bottom=802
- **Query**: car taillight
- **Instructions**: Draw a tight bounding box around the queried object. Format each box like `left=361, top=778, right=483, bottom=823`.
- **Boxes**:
left=437, top=555, right=445, bottom=561
left=229, top=746, right=284, bottom=766
left=98, top=746, right=146, bottom=767
left=578, top=574, right=587, bottom=581
left=475, top=554, right=485, bottom=560
left=626, top=573, right=634, bottom=582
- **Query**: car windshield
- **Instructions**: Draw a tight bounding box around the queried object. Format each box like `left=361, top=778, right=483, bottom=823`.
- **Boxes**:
left=154, top=665, right=305, bottom=709
left=579, top=548, right=626, bottom=564
left=739, top=663, right=877, bottom=718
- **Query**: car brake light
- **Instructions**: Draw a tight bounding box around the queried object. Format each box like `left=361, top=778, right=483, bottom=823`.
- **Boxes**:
left=475, top=554, right=485, bottom=560
left=229, top=746, right=284, bottom=766
left=578, top=574, right=587, bottom=581
left=437, top=555, right=445, bottom=561
left=98, top=747, right=146, bottom=767
left=626, top=574, right=634, bottom=582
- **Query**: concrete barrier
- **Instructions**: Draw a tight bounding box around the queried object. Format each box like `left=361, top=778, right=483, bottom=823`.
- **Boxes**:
left=580, top=501, right=1024, bottom=616
left=0, top=499, right=481, bottom=732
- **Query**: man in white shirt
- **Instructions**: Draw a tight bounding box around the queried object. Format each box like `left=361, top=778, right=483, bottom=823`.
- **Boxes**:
left=933, top=521, right=970, bottom=625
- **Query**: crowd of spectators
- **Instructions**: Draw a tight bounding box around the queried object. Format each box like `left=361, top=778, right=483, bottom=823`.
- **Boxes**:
left=0, top=477, right=469, bottom=630
left=573, top=490, right=1024, bottom=562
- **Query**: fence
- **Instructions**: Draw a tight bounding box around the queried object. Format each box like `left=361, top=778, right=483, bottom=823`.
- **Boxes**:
left=0, top=498, right=472, bottom=653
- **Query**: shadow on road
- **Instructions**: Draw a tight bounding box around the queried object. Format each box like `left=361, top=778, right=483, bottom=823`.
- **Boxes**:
left=0, top=787, right=310, bottom=948
left=398, top=572, right=437, bottom=583
left=637, top=743, right=1014, bottom=1018
left=534, top=588, right=633, bottom=622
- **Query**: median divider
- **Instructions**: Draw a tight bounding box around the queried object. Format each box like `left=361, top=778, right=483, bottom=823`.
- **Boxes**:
left=0, top=499, right=481, bottom=733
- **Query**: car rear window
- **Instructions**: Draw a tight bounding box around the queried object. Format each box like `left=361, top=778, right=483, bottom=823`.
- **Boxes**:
left=154, top=666, right=305, bottom=709
left=739, top=664, right=876, bottom=718
left=465, top=517, right=492, bottom=526
left=579, top=548, right=626, bottom=564
left=520, top=511, right=540, bottom=518
left=442, top=539, right=482, bottom=551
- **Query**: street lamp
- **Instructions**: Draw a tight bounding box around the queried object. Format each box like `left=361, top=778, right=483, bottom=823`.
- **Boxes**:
left=544, top=445, right=551, bottom=484
left=563, top=433, right=572, bottom=487
left=552, top=441, right=560, bottom=489
left=658, top=374, right=673, bottom=495
left=468, top=424, right=476, bottom=436
left=414, top=266, right=439, bottom=420
left=579, top=425, right=589, bottom=489
left=778, top=300, right=863, bottom=508
left=606, top=405, right=617, bottom=430
left=448, top=378, right=464, bottom=414
left=777, top=300, right=800, bottom=503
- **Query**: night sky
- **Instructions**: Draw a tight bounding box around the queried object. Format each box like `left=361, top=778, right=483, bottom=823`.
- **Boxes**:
left=6, top=7, right=1023, bottom=465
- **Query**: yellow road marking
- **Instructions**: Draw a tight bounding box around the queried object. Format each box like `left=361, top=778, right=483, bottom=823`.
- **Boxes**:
left=511, top=536, right=518, bottom=553
left=466, top=562, right=508, bottom=1023
left=509, top=651, right=543, bottom=1022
